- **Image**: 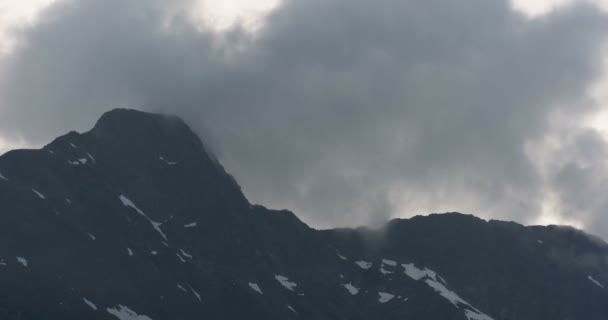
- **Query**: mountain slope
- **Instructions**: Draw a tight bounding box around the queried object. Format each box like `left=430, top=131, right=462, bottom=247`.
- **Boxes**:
left=0, top=109, right=606, bottom=320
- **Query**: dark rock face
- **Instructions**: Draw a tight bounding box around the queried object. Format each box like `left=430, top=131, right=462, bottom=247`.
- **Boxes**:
left=0, top=109, right=606, bottom=320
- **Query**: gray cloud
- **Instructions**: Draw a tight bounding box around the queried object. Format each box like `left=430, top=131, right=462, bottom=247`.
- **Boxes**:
left=1, top=0, right=608, bottom=235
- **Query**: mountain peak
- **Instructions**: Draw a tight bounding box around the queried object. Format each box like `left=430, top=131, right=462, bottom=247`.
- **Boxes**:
left=92, top=108, right=190, bottom=143
left=1, top=109, right=608, bottom=320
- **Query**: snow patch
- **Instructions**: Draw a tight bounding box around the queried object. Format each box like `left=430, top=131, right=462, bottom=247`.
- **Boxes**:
left=249, top=282, right=263, bottom=295
left=275, top=275, right=298, bottom=292
left=380, top=267, right=393, bottom=275
left=336, top=252, right=347, bottom=260
left=16, top=257, right=27, bottom=267
left=402, top=263, right=437, bottom=281
left=159, top=156, right=177, bottom=165
left=127, top=248, right=133, bottom=256
left=70, top=143, right=78, bottom=149
left=177, top=284, right=187, bottom=292
left=378, top=292, right=395, bottom=303
left=382, top=259, right=397, bottom=266
left=88, top=233, right=96, bottom=240
left=176, top=253, right=186, bottom=263
left=32, top=189, right=45, bottom=199
left=83, top=298, right=97, bottom=310
left=343, top=283, right=359, bottom=295
left=0, top=171, right=8, bottom=181
left=106, top=305, right=153, bottom=320
left=68, top=158, right=88, bottom=165
left=184, top=222, right=197, bottom=228
left=355, top=260, right=372, bottom=269
left=288, top=306, right=297, bottom=313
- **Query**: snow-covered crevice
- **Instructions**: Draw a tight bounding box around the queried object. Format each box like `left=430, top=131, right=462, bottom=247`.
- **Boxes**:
left=588, top=275, right=605, bottom=288
left=119, top=195, right=167, bottom=241
left=179, top=249, right=192, bottom=259
left=0, top=171, right=8, bottom=181
left=32, top=189, right=45, bottom=199
left=86, top=152, right=97, bottom=164
left=188, top=284, right=202, bottom=302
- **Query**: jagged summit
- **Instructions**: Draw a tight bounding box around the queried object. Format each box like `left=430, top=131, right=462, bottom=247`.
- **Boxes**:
left=0, top=109, right=607, bottom=320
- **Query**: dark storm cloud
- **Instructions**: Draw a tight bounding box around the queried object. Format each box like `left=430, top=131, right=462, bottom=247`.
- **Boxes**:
left=1, top=0, right=608, bottom=234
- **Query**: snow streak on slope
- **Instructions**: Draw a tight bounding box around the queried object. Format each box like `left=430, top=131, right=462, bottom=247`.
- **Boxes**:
left=32, top=189, right=45, bottom=199
left=83, top=298, right=97, bottom=310
left=402, top=263, right=437, bottom=281
left=16, top=257, right=27, bottom=267
left=588, top=275, right=605, bottom=288
left=401, top=262, right=494, bottom=320
left=249, top=282, right=263, bottom=295
left=119, top=195, right=167, bottom=241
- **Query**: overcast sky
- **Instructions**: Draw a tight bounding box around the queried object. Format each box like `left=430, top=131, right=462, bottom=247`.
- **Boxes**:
left=2, top=0, right=608, bottom=237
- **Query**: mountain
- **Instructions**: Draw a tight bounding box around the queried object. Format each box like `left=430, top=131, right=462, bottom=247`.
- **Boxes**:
left=0, top=109, right=607, bottom=320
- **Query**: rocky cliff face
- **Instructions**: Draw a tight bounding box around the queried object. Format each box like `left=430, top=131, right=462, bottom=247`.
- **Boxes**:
left=0, top=109, right=606, bottom=320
